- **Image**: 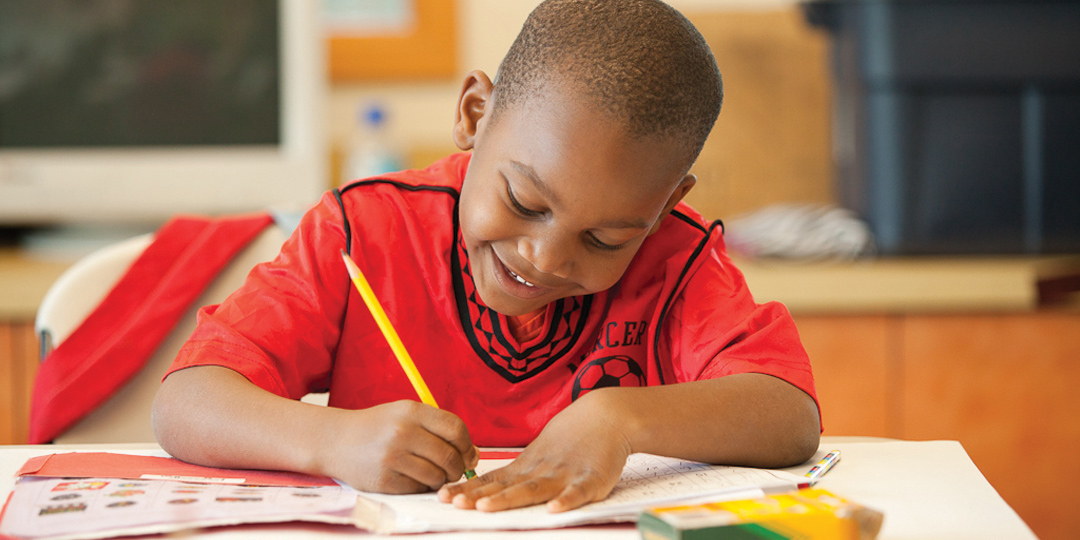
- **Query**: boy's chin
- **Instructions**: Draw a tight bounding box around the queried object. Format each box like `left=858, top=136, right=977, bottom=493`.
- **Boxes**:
left=476, top=288, right=544, bottom=317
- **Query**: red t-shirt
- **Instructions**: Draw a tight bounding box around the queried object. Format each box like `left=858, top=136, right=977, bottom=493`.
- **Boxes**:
left=168, top=153, right=817, bottom=446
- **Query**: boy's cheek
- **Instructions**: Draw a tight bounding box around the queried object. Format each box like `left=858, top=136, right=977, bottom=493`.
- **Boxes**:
left=589, top=268, right=633, bottom=295
left=460, top=193, right=508, bottom=240
left=465, top=213, right=525, bottom=256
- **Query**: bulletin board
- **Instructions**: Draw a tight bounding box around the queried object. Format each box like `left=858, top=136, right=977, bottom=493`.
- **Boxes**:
left=327, top=0, right=457, bottom=81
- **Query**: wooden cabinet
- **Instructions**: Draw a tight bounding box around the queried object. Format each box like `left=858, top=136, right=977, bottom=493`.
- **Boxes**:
left=0, top=322, right=37, bottom=445
left=795, top=315, right=895, bottom=438
left=0, top=248, right=66, bottom=445
left=796, top=312, right=1080, bottom=540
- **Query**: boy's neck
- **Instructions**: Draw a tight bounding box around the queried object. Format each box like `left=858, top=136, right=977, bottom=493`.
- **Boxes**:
left=505, top=306, right=548, bottom=343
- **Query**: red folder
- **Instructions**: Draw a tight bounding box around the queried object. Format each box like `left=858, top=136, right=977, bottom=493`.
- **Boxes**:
left=15, top=453, right=336, bottom=487
left=14, top=451, right=519, bottom=486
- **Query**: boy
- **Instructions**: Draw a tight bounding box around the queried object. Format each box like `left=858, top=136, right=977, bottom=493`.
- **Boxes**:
left=152, top=0, right=820, bottom=514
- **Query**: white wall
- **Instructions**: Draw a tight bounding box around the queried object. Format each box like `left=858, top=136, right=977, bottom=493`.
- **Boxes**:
left=327, top=0, right=801, bottom=175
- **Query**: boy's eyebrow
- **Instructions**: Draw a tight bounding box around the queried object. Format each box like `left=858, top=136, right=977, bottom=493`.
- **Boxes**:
left=510, top=160, right=561, bottom=206
left=510, top=160, right=649, bottom=230
left=597, top=216, right=650, bottom=230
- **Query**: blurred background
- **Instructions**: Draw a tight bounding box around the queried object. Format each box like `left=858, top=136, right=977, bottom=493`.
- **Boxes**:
left=0, top=1, right=1078, bottom=538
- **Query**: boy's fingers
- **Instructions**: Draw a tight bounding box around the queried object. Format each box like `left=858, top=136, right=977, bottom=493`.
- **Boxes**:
left=444, top=469, right=512, bottom=508
left=420, top=407, right=476, bottom=469
left=546, top=481, right=593, bottom=513
left=436, top=483, right=458, bottom=503
left=436, top=465, right=485, bottom=502
left=474, top=477, right=562, bottom=512
left=438, top=463, right=612, bottom=513
left=409, top=429, right=468, bottom=485
left=466, top=444, right=480, bottom=470
left=396, top=452, right=455, bottom=491
left=367, top=467, right=429, bottom=494
left=446, top=466, right=560, bottom=511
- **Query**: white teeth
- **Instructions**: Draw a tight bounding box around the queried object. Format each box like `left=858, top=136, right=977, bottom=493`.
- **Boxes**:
left=508, top=268, right=535, bottom=287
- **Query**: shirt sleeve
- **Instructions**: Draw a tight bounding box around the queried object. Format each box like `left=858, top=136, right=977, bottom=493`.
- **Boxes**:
left=663, top=245, right=819, bottom=406
left=165, top=192, right=350, bottom=399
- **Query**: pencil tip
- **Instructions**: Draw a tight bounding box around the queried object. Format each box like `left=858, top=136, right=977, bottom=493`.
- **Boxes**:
left=339, top=249, right=358, bottom=279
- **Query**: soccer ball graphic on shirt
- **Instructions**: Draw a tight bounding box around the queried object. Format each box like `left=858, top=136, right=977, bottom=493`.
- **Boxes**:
left=572, top=355, right=646, bottom=401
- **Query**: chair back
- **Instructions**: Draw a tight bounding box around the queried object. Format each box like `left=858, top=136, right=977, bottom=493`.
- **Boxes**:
left=34, top=226, right=288, bottom=443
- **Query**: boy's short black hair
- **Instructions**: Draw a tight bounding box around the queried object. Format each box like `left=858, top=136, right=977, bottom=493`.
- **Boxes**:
left=492, top=0, right=723, bottom=170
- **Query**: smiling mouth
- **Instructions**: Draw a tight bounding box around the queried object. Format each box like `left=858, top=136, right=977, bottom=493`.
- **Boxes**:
left=505, top=267, right=536, bottom=287
left=490, top=248, right=552, bottom=301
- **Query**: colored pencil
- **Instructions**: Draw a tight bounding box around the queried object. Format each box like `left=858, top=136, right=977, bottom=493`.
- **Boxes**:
left=806, top=450, right=841, bottom=485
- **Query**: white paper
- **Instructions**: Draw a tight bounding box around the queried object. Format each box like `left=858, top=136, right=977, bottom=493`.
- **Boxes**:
left=354, top=453, right=805, bottom=534
left=0, top=476, right=357, bottom=540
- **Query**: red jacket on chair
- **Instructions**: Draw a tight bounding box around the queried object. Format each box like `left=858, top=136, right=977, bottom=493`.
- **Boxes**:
left=29, top=214, right=274, bottom=444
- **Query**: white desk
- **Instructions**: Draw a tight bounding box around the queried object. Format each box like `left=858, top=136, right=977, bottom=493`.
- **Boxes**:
left=0, top=438, right=1034, bottom=539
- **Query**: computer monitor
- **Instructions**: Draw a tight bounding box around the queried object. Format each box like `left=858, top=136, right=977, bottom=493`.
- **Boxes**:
left=0, top=0, right=326, bottom=226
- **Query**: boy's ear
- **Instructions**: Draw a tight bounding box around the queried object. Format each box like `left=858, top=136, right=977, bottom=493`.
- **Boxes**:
left=649, top=174, right=697, bottom=236
left=453, top=70, right=495, bottom=151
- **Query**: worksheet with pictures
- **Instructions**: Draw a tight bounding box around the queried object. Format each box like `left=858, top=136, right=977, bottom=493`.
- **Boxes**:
left=0, top=476, right=358, bottom=540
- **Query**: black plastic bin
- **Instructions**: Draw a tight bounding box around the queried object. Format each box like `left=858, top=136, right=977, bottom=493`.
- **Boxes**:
left=803, top=0, right=1080, bottom=254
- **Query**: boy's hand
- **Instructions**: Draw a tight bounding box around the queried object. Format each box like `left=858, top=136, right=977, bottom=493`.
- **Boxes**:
left=436, top=390, right=631, bottom=512
left=323, top=400, right=479, bottom=494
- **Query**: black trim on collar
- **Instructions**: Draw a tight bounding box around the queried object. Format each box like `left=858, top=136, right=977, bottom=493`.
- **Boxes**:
left=338, top=178, right=460, bottom=197
left=491, top=298, right=564, bottom=358
left=333, top=179, right=460, bottom=257
left=669, top=209, right=724, bottom=236
left=670, top=209, right=707, bottom=232
left=332, top=188, right=351, bottom=255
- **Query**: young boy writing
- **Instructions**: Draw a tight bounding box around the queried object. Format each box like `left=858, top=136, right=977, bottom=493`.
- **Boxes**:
left=152, top=0, right=820, bottom=514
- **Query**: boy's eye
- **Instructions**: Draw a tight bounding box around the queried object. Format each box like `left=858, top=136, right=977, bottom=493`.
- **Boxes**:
left=506, top=183, right=543, bottom=218
left=587, top=233, right=626, bottom=252
left=504, top=177, right=627, bottom=252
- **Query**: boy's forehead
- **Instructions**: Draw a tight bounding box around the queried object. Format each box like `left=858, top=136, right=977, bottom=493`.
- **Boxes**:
left=488, top=80, right=689, bottom=193
left=479, top=120, right=685, bottom=226
left=504, top=158, right=667, bottom=220
left=494, top=76, right=627, bottom=137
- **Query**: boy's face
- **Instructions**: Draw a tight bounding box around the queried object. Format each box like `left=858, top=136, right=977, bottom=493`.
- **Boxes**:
left=453, top=71, right=696, bottom=317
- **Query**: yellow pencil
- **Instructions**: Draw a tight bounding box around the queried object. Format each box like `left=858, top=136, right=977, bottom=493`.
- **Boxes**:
left=339, top=249, right=476, bottom=479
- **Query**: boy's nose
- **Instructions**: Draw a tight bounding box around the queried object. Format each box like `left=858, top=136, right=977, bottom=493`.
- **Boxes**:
left=518, top=234, right=573, bottom=279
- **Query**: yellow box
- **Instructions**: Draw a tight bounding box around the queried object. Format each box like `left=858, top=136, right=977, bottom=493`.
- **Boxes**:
left=637, top=488, right=883, bottom=540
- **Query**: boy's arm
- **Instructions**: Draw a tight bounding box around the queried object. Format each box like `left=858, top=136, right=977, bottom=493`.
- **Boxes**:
left=152, top=190, right=479, bottom=493
left=152, top=365, right=479, bottom=493
left=438, top=372, right=819, bottom=512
